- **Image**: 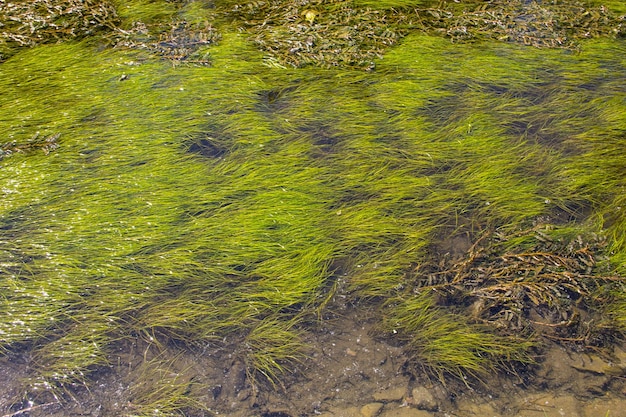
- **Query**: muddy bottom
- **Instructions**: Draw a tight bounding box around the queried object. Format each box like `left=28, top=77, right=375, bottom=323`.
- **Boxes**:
left=1, top=301, right=625, bottom=417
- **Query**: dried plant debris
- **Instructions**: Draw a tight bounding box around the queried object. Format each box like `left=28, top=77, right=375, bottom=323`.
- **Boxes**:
left=0, top=132, right=60, bottom=160
left=108, top=20, right=220, bottom=66
left=1, top=1, right=623, bottom=67
left=414, top=225, right=624, bottom=348
left=223, top=0, right=403, bottom=69
left=0, top=0, right=219, bottom=64
left=0, top=0, right=118, bottom=47
left=221, top=0, right=624, bottom=69
left=420, top=0, right=625, bottom=50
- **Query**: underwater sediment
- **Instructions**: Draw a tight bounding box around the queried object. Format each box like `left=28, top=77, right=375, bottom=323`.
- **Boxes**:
left=1, top=1, right=625, bottom=416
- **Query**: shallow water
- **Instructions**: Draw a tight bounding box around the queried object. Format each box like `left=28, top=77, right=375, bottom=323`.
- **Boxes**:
left=1, top=1, right=626, bottom=416
left=2, top=306, right=625, bottom=416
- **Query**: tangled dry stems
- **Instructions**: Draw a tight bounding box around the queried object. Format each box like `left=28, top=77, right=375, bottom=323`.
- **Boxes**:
left=223, top=0, right=625, bottom=68
left=0, top=132, right=60, bottom=160
left=1, top=0, right=624, bottom=66
left=415, top=225, right=622, bottom=346
left=0, top=0, right=118, bottom=46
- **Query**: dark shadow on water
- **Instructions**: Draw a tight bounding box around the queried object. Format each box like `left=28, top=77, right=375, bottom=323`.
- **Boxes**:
left=187, top=135, right=229, bottom=158
left=256, top=85, right=298, bottom=114
left=185, top=121, right=233, bottom=159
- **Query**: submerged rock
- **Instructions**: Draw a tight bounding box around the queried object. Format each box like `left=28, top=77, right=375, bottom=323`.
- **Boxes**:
left=408, top=386, right=438, bottom=411
left=360, top=402, right=384, bottom=417
left=373, top=386, right=407, bottom=402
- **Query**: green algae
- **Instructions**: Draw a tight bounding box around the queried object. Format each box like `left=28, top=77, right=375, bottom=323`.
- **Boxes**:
left=1, top=1, right=626, bottom=414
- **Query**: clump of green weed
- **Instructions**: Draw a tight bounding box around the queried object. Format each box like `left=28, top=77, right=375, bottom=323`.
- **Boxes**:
left=382, top=291, right=534, bottom=381
left=124, top=355, right=209, bottom=417
left=243, top=318, right=306, bottom=388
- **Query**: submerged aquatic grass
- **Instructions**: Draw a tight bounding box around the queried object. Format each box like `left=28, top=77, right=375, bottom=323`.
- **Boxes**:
left=383, top=291, right=534, bottom=381
left=124, top=354, right=209, bottom=417
left=1, top=0, right=626, bottom=413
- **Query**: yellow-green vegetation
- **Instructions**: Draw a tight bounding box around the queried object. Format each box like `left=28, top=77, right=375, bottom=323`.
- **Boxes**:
left=1, top=0, right=626, bottom=415
left=124, top=355, right=208, bottom=417
left=382, top=291, right=535, bottom=381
